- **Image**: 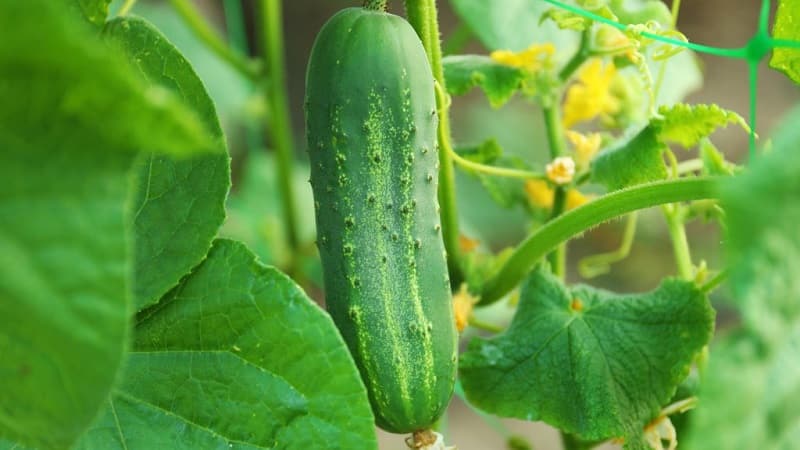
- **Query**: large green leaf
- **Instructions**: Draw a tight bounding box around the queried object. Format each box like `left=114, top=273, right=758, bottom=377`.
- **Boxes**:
left=0, top=2, right=218, bottom=448
left=75, top=239, right=377, bottom=449
left=443, top=55, right=528, bottom=108
left=0, top=4, right=215, bottom=157
left=770, top=0, right=800, bottom=85
left=685, top=326, right=800, bottom=450
left=684, top=103, right=800, bottom=450
left=459, top=268, right=714, bottom=448
left=104, top=17, right=231, bottom=311
left=592, top=126, right=667, bottom=191
left=722, top=120, right=800, bottom=346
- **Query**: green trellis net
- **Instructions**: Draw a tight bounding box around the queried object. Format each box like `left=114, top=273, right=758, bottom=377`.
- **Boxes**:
left=545, top=0, right=800, bottom=158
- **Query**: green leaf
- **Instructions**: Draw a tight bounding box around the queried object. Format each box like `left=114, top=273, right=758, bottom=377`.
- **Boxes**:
left=654, top=103, right=749, bottom=148
left=699, top=139, right=736, bottom=176
left=104, top=17, right=231, bottom=311
left=722, top=122, right=800, bottom=346
left=770, top=0, right=800, bottom=85
left=76, top=0, right=111, bottom=26
left=0, top=3, right=217, bottom=158
left=448, top=0, right=577, bottom=52
left=459, top=268, right=714, bottom=447
left=684, top=326, right=800, bottom=450
left=0, top=1, right=215, bottom=447
left=685, top=104, right=800, bottom=450
left=443, top=55, right=527, bottom=108
left=75, top=239, right=377, bottom=449
left=592, top=126, right=668, bottom=190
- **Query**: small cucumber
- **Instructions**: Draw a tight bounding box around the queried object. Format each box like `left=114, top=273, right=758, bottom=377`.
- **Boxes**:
left=305, top=6, right=457, bottom=433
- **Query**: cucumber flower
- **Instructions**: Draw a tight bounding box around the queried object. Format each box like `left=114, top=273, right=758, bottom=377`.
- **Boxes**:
left=562, top=58, right=620, bottom=128
left=490, top=43, right=556, bottom=73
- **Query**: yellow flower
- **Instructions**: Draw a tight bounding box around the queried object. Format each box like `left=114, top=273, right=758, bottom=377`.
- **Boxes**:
left=452, top=285, right=477, bottom=333
left=566, top=189, right=591, bottom=210
left=490, top=43, right=555, bottom=73
left=524, top=179, right=554, bottom=209
left=546, top=156, right=576, bottom=185
left=565, top=130, right=602, bottom=167
left=562, top=59, right=620, bottom=128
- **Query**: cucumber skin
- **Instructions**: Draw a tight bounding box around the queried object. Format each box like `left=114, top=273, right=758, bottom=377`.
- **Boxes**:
left=305, top=7, right=457, bottom=434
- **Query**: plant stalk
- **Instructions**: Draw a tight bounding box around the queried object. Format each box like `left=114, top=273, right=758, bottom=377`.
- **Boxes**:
left=543, top=104, right=568, bottom=279
left=405, top=0, right=464, bottom=287
left=258, top=0, right=301, bottom=261
left=664, top=207, right=694, bottom=280
left=169, top=0, right=261, bottom=80
left=479, top=177, right=721, bottom=305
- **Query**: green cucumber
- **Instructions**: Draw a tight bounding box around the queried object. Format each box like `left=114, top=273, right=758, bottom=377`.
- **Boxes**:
left=305, top=6, right=457, bottom=434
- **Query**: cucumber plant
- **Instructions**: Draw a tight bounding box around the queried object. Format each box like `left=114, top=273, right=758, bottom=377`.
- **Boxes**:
left=1, top=0, right=800, bottom=450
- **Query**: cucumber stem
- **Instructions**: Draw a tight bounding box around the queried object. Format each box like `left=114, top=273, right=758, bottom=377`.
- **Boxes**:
left=364, top=0, right=388, bottom=11
left=479, top=177, right=721, bottom=305
left=405, top=0, right=464, bottom=287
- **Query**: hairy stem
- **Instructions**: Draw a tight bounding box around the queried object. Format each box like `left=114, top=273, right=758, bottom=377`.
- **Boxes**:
left=169, top=0, right=260, bottom=80
left=543, top=104, right=568, bottom=279
left=478, top=178, right=721, bottom=305
left=664, top=206, right=694, bottom=280
left=406, top=0, right=464, bottom=286
left=259, top=0, right=301, bottom=262
left=559, top=29, right=590, bottom=82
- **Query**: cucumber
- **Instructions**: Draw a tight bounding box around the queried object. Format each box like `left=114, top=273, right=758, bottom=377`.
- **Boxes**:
left=305, top=6, right=457, bottom=433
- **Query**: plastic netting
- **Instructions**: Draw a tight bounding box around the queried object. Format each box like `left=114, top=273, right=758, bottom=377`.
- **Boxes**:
left=545, top=0, right=800, bottom=157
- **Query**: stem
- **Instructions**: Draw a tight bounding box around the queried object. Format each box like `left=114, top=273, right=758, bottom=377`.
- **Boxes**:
left=544, top=105, right=568, bottom=157
left=478, top=177, right=721, bottom=305
left=548, top=187, right=567, bottom=277
left=559, top=30, right=590, bottom=82
left=450, top=149, right=545, bottom=180
left=664, top=207, right=693, bottom=280
left=543, top=104, right=568, bottom=279
left=118, top=0, right=137, bottom=16
left=677, top=158, right=704, bottom=174
left=701, top=269, right=728, bottom=293
left=169, top=0, right=261, bottom=80
left=748, top=59, right=759, bottom=159
left=578, top=212, right=638, bottom=279
left=259, top=0, right=301, bottom=259
left=407, top=0, right=464, bottom=286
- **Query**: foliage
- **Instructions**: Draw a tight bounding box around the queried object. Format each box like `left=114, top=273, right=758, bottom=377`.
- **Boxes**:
left=461, top=268, right=713, bottom=448
left=2, top=0, right=800, bottom=449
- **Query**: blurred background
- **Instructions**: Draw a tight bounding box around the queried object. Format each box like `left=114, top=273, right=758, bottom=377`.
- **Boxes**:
left=109, top=0, right=799, bottom=448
